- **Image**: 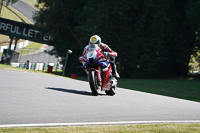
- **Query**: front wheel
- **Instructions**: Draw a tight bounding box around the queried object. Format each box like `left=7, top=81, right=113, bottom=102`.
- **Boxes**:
left=105, top=86, right=117, bottom=96
left=89, top=70, right=100, bottom=96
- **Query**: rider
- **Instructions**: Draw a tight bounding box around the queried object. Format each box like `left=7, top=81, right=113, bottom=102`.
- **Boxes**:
left=80, top=35, right=120, bottom=78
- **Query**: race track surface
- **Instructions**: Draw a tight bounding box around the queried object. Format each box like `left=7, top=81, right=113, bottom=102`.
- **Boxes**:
left=0, top=70, right=200, bottom=126
left=10, top=0, right=37, bottom=23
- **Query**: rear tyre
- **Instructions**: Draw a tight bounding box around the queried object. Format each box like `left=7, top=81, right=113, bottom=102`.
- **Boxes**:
left=89, top=70, right=100, bottom=96
left=105, top=86, right=117, bottom=96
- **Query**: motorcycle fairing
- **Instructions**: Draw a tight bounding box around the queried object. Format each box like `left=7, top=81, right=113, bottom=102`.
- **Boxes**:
left=101, top=65, right=112, bottom=91
left=82, top=60, right=109, bottom=71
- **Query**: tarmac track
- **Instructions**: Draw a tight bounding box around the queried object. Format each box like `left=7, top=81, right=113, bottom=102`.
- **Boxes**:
left=0, top=69, right=200, bottom=127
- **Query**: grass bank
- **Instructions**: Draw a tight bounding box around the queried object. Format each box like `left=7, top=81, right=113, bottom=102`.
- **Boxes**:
left=0, top=42, right=42, bottom=56
left=0, top=123, right=200, bottom=133
left=118, top=77, right=200, bottom=102
left=77, top=76, right=200, bottom=102
left=22, top=0, right=40, bottom=10
left=0, top=3, right=32, bottom=46
left=16, top=42, right=43, bottom=55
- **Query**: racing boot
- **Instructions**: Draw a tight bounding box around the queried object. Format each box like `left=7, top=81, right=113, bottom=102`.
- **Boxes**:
left=111, top=63, right=120, bottom=78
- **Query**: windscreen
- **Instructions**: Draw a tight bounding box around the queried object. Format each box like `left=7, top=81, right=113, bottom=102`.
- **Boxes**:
left=88, top=44, right=99, bottom=51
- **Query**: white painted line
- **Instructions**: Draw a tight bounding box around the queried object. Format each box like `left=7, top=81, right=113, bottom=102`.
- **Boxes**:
left=1, top=121, right=200, bottom=128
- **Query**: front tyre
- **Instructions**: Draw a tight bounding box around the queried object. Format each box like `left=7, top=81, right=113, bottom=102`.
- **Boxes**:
left=89, top=70, right=100, bottom=96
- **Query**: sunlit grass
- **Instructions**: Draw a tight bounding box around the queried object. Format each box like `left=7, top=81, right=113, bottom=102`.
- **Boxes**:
left=77, top=76, right=200, bottom=102
left=0, top=123, right=200, bottom=133
left=118, top=78, right=200, bottom=102
left=17, top=42, right=43, bottom=55
left=0, top=4, right=32, bottom=24
left=21, top=42, right=43, bottom=49
left=22, top=0, right=43, bottom=10
left=0, top=4, right=22, bottom=21
left=0, top=3, right=32, bottom=46
left=22, top=0, right=38, bottom=8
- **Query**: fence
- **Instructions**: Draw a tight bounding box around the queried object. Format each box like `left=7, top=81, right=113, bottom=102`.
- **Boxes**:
left=17, top=49, right=60, bottom=63
left=0, top=40, right=31, bottom=52
left=11, top=62, right=61, bottom=72
left=1, top=48, right=63, bottom=72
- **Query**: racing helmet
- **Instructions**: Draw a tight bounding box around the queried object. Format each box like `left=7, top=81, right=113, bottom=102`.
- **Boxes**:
left=89, top=35, right=101, bottom=45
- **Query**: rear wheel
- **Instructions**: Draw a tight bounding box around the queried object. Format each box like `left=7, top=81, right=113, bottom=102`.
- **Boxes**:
left=105, top=86, right=117, bottom=96
left=89, top=70, right=100, bottom=96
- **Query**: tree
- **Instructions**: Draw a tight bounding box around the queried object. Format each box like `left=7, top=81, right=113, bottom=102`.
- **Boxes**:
left=34, top=0, right=200, bottom=78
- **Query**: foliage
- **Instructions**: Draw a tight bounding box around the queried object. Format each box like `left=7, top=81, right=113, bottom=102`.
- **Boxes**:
left=3, top=0, right=18, bottom=5
left=33, top=0, right=200, bottom=78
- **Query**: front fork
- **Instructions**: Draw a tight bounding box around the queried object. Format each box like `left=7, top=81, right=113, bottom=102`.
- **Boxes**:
left=96, top=69, right=101, bottom=82
left=88, top=65, right=101, bottom=82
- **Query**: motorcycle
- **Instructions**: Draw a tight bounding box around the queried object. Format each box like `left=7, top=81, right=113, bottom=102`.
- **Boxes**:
left=79, top=44, right=117, bottom=96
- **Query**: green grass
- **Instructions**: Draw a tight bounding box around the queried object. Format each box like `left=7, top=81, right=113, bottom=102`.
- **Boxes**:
left=0, top=3, right=32, bottom=46
left=21, top=42, right=43, bottom=49
left=0, top=5, right=27, bottom=46
left=0, top=64, right=62, bottom=76
left=0, top=63, right=42, bottom=73
left=5, top=5, right=32, bottom=24
left=22, top=0, right=43, bottom=10
left=118, top=78, right=200, bottom=102
left=0, top=123, right=200, bottom=133
left=0, top=42, right=43, bottom=56
left=77, top=76, right=200, bottom=102
left=22, top=0, right=38, bottom=8
left=0, top=4, right=22, bottom=22
left=17, top=42, right=42, bottom=55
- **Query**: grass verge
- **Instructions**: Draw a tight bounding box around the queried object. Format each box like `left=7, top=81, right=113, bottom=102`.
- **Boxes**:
left=76, top=75, right=200, bottom=102
left=4, top=5, right=32, bottom=24
left=0, top=4, right=27, bottom=46
left=0, top=3, right=32, bottom=46
left=0, top=123, right=200, bottom=133
left=118, top=77, right=200, bottom=102
left=22, top=0, right=39, bottom=10
left=0, top=64, right=64, bottom=77
left=0, top=42, right=43, bottom=57
left=16, top=42, right=43, bottom=55
left=21, top=42, right=43, bottom=49
left=22, top=0, right=44, bottom=10
left=0, top=63, right=44, bottom=73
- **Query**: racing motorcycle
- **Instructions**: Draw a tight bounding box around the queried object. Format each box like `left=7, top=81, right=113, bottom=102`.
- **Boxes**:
left=79, top=44, right=117, bottom=96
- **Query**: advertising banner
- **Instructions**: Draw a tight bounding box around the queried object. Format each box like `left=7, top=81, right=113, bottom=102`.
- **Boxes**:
left=0, top=17, right=52, bottom=44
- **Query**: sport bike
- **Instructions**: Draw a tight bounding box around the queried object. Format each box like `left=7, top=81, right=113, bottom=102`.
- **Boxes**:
left=79, top=44, right=117, bottom=96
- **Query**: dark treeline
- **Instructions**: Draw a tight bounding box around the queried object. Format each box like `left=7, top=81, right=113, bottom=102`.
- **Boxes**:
left=34, top=0, right=200, bottom=78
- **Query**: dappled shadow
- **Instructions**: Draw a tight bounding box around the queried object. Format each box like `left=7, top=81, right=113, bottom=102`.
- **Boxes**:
left=45, top=87, right=101, bottom=96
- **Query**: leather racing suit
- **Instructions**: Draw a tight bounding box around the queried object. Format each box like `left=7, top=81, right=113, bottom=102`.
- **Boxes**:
left=80, top=43, right=120, bottom=78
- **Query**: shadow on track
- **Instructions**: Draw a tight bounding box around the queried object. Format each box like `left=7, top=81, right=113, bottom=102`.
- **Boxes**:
left=45, top=87, right=96, bottom=96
